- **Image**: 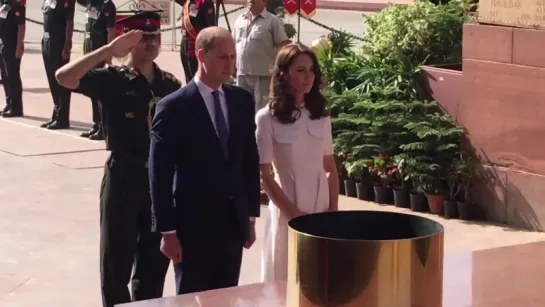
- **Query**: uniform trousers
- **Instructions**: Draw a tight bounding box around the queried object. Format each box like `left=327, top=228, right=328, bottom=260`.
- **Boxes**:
left=180, top=38, right=198, bottom=84
left=236, top=75, right=271, bottom=112
left=0, top=40, right=23, bottom=113
left=42, top=36, right=71, bottom=124
left=83, top=36, right=106, bottom=130
left=99, top=154, right=170, bottom=307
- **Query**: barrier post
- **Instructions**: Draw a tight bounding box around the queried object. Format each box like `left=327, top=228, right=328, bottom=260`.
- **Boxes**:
left=171, top=0, right=177, bottom=50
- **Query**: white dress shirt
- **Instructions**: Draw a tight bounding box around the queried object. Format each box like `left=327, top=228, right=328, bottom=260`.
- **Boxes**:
left=194, top=76, right=229, bottom=133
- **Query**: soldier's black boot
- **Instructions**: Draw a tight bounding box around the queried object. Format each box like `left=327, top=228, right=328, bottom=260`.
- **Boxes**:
left=89, top=128, right=104, bottom=141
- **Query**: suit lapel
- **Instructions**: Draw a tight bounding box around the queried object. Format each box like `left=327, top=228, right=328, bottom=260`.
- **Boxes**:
left=223, top=85, right=239, bottom=157
left=187, top=81, right=224, bottom=155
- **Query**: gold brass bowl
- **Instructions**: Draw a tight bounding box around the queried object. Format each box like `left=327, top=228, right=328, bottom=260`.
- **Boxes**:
left=287, top=210, right=444, bottom=307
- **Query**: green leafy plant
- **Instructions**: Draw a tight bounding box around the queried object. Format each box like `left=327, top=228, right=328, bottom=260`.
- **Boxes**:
left=457, top=151, right=478, bottom=203
left=363, top=0, right=466, bottom=66
left=368, top=153, right=397, bottom=187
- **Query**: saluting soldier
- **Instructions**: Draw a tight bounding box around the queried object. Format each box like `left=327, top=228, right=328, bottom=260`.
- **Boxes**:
left=0, top=0, right=26, bottom=117
left=41, top=0, right=75, bottom=129
left=176, top=0, right=215, bottom=83
left=80, top=0, right=116, bottom=140
left=55, top=12, right=181, bottom=307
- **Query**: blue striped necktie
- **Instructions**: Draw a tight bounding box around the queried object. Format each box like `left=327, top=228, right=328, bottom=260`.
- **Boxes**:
left=212, top=90, right=229, bottom=158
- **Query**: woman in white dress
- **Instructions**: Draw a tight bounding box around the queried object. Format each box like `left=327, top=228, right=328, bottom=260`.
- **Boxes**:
left=256, top=43, right=339, bottom=282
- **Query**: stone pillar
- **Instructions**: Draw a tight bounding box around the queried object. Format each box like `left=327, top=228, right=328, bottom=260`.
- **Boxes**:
left=460, top=23, right=545, bottom=231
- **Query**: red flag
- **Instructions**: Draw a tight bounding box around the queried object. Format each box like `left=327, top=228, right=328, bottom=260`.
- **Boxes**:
left=283, top=0, right=298, bottom=16
left=300, top=0, right=316, bottom=18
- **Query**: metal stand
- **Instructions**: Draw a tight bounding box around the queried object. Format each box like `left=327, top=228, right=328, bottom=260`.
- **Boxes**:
left=171, top=0, right=177, bottom=50
left=215, top=0, right=232, bottom=32
left=297, top=0, right=301, bottom=42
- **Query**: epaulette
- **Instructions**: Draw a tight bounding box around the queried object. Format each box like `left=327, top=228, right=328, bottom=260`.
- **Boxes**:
left=163, top=71, right=182, bottom=86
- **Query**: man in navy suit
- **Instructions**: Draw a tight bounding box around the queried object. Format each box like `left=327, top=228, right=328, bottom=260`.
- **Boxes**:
left=148, top=26, right=261, bottom=294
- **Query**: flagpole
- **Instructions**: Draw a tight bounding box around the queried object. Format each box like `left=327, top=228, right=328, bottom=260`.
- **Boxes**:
left=297, top=0, right=301, bottom=42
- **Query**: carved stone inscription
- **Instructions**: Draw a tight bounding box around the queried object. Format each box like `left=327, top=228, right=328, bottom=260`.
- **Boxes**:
left=479, top=0, right=545, bottom=28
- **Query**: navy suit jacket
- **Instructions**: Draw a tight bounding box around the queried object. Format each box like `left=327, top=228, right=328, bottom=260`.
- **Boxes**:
left=148, top=80, right=261, bottom=243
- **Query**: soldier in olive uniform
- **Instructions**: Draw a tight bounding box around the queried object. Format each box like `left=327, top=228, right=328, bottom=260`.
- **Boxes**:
left=0, top=0, right=25, bottom=117
left=177, top=0, right=215, bottom=83
left=41, top=0, right=75, bottom=129
left=80, top=0, right=116, bottom=140
left=55, top=12, right=181, bottom=307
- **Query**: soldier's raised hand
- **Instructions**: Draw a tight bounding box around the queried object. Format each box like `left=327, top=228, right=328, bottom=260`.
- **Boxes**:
left=106, top=30, right=143, bottom=58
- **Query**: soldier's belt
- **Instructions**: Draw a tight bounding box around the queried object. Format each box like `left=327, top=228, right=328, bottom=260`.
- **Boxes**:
left=110, top=152, right=148, bottom=168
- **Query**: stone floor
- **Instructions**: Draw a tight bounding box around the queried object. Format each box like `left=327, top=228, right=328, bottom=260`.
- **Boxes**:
left=0, top=51, right=545, bottom=307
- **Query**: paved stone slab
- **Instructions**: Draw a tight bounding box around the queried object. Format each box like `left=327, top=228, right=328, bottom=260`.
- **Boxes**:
left=46, top=150, right=109, bottom=170
left=0, top=120, right=103, bottom=156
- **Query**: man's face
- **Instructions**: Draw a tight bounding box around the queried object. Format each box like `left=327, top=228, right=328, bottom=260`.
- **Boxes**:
left=200, top=37, right=236, bottom=83
left=248, top=0, right=265, bottom=11
left=131, top=34, right=161, bottom=62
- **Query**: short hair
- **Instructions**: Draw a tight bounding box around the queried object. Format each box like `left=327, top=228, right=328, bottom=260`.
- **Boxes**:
left=195, top=26, right=231, bottom=54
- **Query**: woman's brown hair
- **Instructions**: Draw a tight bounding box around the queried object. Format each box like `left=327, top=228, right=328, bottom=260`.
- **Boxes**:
left=268, top=43, right=329, bottom=124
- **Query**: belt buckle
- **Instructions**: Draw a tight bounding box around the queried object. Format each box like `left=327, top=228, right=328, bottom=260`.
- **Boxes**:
left=43, top=32, right=50, bottom=39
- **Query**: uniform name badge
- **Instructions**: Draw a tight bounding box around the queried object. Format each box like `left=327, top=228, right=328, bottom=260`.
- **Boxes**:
left=0, top=4, right=9, bottom=19
left=189, top=4, right=198, bottom=17
left=86, top=7, right=99, bottom=20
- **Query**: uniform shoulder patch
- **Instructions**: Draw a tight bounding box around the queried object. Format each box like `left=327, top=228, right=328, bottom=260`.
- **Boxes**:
left=163, top=71, right=182, bottom=86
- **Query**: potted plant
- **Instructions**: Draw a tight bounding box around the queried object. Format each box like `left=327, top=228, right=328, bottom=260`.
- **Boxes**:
left=421, top=166, right=445, bottom=215
left=444, top=156, right=462, bottom=218
left=392, top=155, right=410, bottom=208
left=369, top=153, right=394, bottom=204
left=457, top=152, right=477, bottom=220
left=335, top=152, right=348, bottom=195
left=402, top=157, right=429, bottom=212
left=343, top=160, right=358, bottom=198
left=346, top=159, right=374, bottom=201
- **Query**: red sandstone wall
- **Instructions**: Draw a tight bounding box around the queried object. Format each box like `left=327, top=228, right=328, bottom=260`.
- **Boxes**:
left=459, top=24, right=545, bottom=231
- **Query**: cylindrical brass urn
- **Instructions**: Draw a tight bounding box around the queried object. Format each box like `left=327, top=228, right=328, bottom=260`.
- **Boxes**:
left=287, top=210, right=444, bottom=307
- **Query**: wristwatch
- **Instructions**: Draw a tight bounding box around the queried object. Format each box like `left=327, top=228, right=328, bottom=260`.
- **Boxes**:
left=249, top=217, right=256, bottom=223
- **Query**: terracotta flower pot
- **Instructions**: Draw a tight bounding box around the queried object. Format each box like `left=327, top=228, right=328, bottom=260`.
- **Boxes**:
left=426, top=194, right=445, bottom=215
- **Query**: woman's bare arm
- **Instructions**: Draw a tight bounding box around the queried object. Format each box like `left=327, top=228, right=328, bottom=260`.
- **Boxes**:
left=260, top=164, right=301, bottom=219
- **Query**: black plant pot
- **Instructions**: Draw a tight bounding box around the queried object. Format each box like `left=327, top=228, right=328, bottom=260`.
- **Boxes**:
left=457, top=201, right=471, bottom=220
left=393, top=189, right=410, bottom=208
left=339, top=179, right=346, bottom=195
left=356, top=182, right=371, bottom=201
left=409, top=193, right=428, bottom=212
left=344, top=179, right=357, bottom=197
left=443, top=199, right=458, bottom=219
left=373, top=186, right=389, bottom=204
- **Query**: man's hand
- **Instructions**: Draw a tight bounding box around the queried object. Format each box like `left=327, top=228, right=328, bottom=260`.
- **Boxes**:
left=160, top=233, right=183, bottom=263
left=61, top=47, right=71, bottom=61
left=15, top=46, right=23, bottom=59
left=244, top=222, right=256, bottom=249
left=106, top=30, right=143, bottom=59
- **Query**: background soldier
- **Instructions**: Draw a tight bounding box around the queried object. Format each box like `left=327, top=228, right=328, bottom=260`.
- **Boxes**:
left=80, top=0, right=116, bottom=140
left=55, top=12, right=181, bottom=307
left=41, top=0, right=75, bottom=130
left=0, top=0, right=26, bottom=117
left=175, top=0, right=215, bottom=83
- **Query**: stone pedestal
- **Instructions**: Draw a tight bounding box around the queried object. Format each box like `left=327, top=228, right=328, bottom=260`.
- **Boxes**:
left=459, top=23, right=545, bottom=231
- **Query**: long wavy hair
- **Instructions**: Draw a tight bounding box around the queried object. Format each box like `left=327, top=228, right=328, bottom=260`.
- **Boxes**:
left=268, top=43, right=329, bottom=124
